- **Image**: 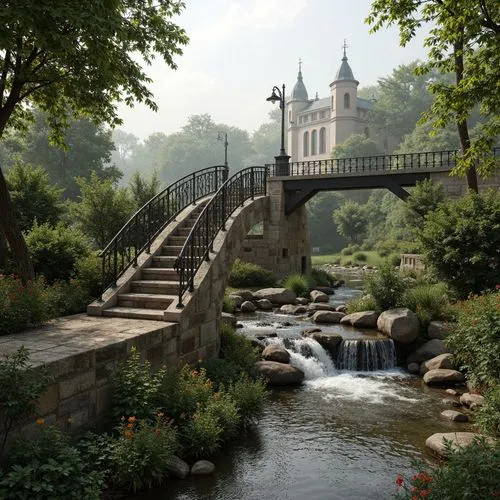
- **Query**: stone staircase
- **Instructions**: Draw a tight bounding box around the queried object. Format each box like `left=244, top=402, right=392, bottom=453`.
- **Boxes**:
left=101, top=204, right=206, bottom=321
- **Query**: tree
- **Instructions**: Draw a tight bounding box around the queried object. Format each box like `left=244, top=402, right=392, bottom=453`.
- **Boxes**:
left=111, top=129, right=141, bottom=185
left=396, top=121, right=459, bottom=154
left=367, top=0, right=500, bottom=191
left=129, top=170, right=162, bottom=209
left=331, top=134, right=382, bottom=159
left=0, top=0, right=188, bottom=282
left=250, top=108, right=282, bottom=165
left=332, top=200, right=368, bottom=244
left=402, top=179, right=445, bottom=232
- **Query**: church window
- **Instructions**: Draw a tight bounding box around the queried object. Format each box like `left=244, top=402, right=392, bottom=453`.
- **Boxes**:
left=320, top=110, right=326, bottom=119
left=303, top=131, right=309, bottom=157
left=364, top=127, right=370, bottom=138
left=331, top=96, right=334, bottom=110
left=319, top=127, right=326, bottom=154
left=289, top=110, right=292, bottom=123
left=311, top=130, right=318, bottom=156
left=344, top=93, right=350, bottom=109
left=312, top=112, right=317, bottom=121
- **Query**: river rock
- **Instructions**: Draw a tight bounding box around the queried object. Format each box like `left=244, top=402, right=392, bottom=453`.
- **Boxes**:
left=408, top=339, right=448, bottom=364
left=249, top=337, right=266, bottom=353
left=257, top=361, right=304, bottom=386
left=442, top=398, right=461, bottom=407
left=253, top=288, right=296, bottom=305
left=312, top=286, right=335, bottom=295
left=308, top=303, right=337, bottom=313
left=377, top=308, right=419, bottom=344
left=256, top=299, right=273, bottom=311
left=340, top=311, right=378, bottom=328
left=191, top=460, right=215, bottom=475
left=240, top=300, right=257, bottom=313
left=423, top=369, right=465, bottom=386
left=311, top=310, right=345, bottom=324
left=336, top=304, right=347, bottom=313
left=419, top=353, right=455, bottom=375
left=446, top=388, right=459, bottom=396
left=166, top=456, right=190, bottom=479
left=228, top=294, right=244, bottom=308
left=255, top=332, right=277, bottom=340
left=425, top=432, right=492, bottom=457
left=262, top=344, right=291, bottom=364
left=279, top=304, right=307, bottom=315
left=233, top=290, right=254, bottom=301
left=295, top=297, right=309, bottom=305
left=460, top=393, right=485, bottom=408
left=440, top=410, right=469, bottom=422
left=407, top=362, right=420, bottom=374
left=310, top=290, right=329, bottom=303
left=428, top=321, right=453, bottom=340
left=302, top=327, right=322, bottom=335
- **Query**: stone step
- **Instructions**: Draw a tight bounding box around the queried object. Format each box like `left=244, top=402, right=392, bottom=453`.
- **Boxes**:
left=102, top=306, right=166, bottom=321
left=142, top=268, right=179, bottom=280
left=166, top=235, right=188, bottom=246
left=117, top=292, right=176, bottom=309
left=151, top=256, right=178, bottom=268
left=130, top=280, right=179, bottom=295
left=175, top=227, right=193, bottom=237
left=160, top=245, right=184, bottom=256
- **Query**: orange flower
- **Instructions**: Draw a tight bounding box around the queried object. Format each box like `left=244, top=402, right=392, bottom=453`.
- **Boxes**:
left=36, top=417, right=45, bottom=426
left=127, top=422, right=134, bottom=429
left=123, top=429, right=134, bottom=439
left=128, top=416, right=137, bottom=423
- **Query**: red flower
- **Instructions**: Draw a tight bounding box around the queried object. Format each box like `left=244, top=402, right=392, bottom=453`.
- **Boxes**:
left=395, top=475, right=404, bottom=487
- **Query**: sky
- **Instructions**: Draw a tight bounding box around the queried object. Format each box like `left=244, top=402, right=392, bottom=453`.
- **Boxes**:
left=117, top=0, right=430, bottom=141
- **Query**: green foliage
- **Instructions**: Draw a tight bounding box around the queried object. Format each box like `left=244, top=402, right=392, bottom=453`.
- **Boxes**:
left=201, top=358, right=243, bottom=391
left=205, top=391, right=240, bottom=441
left=0, top=424, right=104, bottom=499
left=341, top=247, right=354, bottom=256
left=331, top=133, right=383, bottom=159
left=129, top=170, right=162, bottom=209
left=108, top=415, right=178, bottom=493
left=227, top=376, right=269, bottom=428
left=44, top=279, right=90, bottom=316
left=6, top=163, right=64, bottom=231
left=282, top=273, right=309, bottom=298
left=71, top=172, right=136, bottom=248
left=419, top=189, right=500, bottom=297
left=309, top=267, right=337, bottom=287
left=402, top=282, right=450, bottom=326
left=364, top=262, right=407, bottom=312
left=402, top=180, right=445, bottom=233
left=72, top=251, right=102, bottom=300
left=219, top=324, right=259, bottom=379
left=346, top=294, right=378, bottom=314
left=475, top=384, right=500, bottom=438
left=388, top=254, right=402, bottom=267
left=0, top=347, right=52, bottom=456
left=394, top=438, right=500, bottom=500
left=25, top=222, right=92, bottom=283
left=354, top=252, right=367, bottom=262
left=111, top=347, right=165, bottom=422
left=446, top=290, right=500, bottom=391
left=180, top=406, right=223, bottom=458
left=228, top=258, right=276, bottom=288
left=333, top=200, right=368, bottom=244
left=0, top=275, right=52, bottom=334
left=222, top=295, right=236, bottom=314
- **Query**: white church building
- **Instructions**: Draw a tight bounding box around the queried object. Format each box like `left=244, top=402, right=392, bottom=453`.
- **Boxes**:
left=286, top=48, right=383, bottom=162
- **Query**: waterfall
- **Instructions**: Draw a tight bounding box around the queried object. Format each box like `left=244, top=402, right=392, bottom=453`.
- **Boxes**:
left=336, top=339, right=396, bottom=371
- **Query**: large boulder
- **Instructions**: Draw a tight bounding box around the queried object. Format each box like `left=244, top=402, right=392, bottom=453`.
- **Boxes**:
left=233, top=290, right=254, bottom=301
left=302, top=331, right=342, bottom=357
left=240, top=300, right=257, bottom=313
left=295, top=297, right=309, bottom=305
left=228, top=294, right=244, bottom=308
left=256, top=299, right=273, bottom=311
left=460, top=393, right=485, bottom=408
left=191, top=460, right=215, bottom=475
left=262, top=344, right=291, bottom=364
left=257, top=361, right=304, bottom=386
left=423, top=369, right=465, bottom=386
left=279, top=304, right=307, bottom=315
left=340, top=311, right=378, bottom=329
left=420, top=353, right=455, bottom=375
left=408, top=339, right=448, bottom=364
left=253, top=288, right=296, bottom=305
left=312, top=286, right=335, bottom=295
left=428, top=321, right=453, bottom=340
left=311, top=310, right=345, bottom=324
left=166, top=456, right=190, bottom=479
left=377, top=308, right=419, bottom=344
left=407, top=362, right=420, bottom=374
left=310, top=290, right=329, bottom=303
left=426, top=432, right=493, bottom=458
left=249, top=337, right=266, bottom=353
left=440, top=410, right=469, bottom=422
left=307, top=303, right=337, bottom=314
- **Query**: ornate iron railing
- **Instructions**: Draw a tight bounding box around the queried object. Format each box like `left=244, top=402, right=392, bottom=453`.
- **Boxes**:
left=266, top=147, right=500, bottom=176
left=100, top=165, right=228, bottom=296
left=175, top=166, right=268, bottom=307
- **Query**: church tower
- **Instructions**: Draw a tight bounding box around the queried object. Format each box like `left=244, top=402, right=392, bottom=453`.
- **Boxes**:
left=287, top=60, right=310, bottom=161
left=329, top=42, right=359, bottom=148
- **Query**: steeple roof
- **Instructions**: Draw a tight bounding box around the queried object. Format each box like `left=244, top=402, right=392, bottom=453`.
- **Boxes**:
left=334, top=41, right=357, bottom=82
left=291, top=59, right=309, bottom=101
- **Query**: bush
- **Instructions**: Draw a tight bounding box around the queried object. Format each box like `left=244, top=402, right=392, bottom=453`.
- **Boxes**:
left=341, top=247, right=353, bottom=256
left=228, top=259, right=276, bottom=288
left=353, top=252, right=367, bottom=262
left=73, top=252, right=102, bottom=300
left=108, top=415, right=178, bottom=492
left=401, top=282, right=451, bottom=326
left=364, top=262, right=407, bottom=312
left=388, top=254, right=401, bottom=267
left=226, top=376, right=269, bottom=428
left=394, top=438, right=500, bottom=499
left=446, top=290, right=500, bottom=391
left=0, top=275, right=52, bottom=334
left=219, top=324, right=259, bottom=379
left=180, top=406, right=223, bottom=458
left=346, top=294, right=378, bottom=314
left=0, top=424, right=104, bottom=499
left=282, top=273, right=309, bottom=297
left=45, top=279, right=90, bottom=316
left=205, top=391, right=240, bottom=441
left=222, top=295, right=236, bottom=313
left=475, top=384, right=500, bottom=438
left=309, top=267, right=336, bottom=287
left=419, top=189, right=500, bottom=298
left=111, top=346, right=165, bottom=422
left=25, top=222, right=92, bottom=283
left=201, top=358, right=243, bottom=390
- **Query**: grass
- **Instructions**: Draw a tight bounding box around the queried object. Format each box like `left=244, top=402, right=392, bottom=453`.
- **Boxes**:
left=311, top=251, right=395, bottom=268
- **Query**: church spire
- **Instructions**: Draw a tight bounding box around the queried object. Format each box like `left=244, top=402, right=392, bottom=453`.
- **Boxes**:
left=335, top=40, right=357, bottom=82
left=291, top=58, right=309, bottom=101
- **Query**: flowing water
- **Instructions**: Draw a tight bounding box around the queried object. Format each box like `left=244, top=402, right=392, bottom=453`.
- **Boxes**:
left=132, top=271, right=470, bottom=500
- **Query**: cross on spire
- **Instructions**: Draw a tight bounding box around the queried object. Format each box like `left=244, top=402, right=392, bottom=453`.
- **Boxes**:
left=298, top=57, right=302, bottom=73
left=342, top=39, right=348, bottom=59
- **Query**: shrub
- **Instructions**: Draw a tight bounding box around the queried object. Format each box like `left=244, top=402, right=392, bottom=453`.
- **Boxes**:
left=401, top=282, right=451, bottom=326
left=341, top=247, right=353, bottom=256
left=73, top=252, right=102, bottom=299
left=0, top=424, right=104, bottom=500
left=228, top=259, right=276, bottom=288
left=227, top=376, right=269, bottom=428
left=446, top=290, right=500, bottom=391
left=419, top=189, right=500, bottom=298
left=205, top=391, right=240, bottom=441
left=283, top=273, right=309, bottom=297
left=309, top=267, right=336, bottom=287
left=475, top=384, right=500, bottom=438
left=364, top=262, right=407, bottom=312
left=353, top=252, right=367, bottom=262
left=394, top=438, right=500, bottom=499
left=0, top=275, right=52, bottom=334
left=111, top=346, right=165, bottom=422
left=180, top=406, right=223, bottom=458
left=222, top=295, right=236, bottom=313
left=346, top=294, right=378, bottom=314
left=108, top=415, right=178, bottom=492
left=219, top=324, right=259, bottom=379
left=201, top=358, right=243, bottom=390
left=0, top=347, right=52, bottom=456
left=45, top=279, right=90, bottom=316
left=388, top=254, right=401, bottom=267
left=25, top=222, right=92, bottom=283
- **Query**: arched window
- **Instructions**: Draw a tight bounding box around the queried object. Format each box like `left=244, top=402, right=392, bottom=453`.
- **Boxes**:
left=303, top=131, right=309, bottom=157
left=344, top=92, right=350, bottom=109
left=311, top=129, right=318, bottom=156
left=364, top=127, right=370, bottom=138
left=331, top=96, right=334, bottom=111
left=319, top=127, right=326, bottom=154
left=288, top=110, right=292, bottom=123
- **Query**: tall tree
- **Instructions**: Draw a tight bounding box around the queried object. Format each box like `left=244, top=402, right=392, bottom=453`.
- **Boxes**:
left=332, top=200, right=369, bottom=244
left=331, top=134, right=382, bottom=159
left=0, top=0, right=188, bottom=282
left=367, top=0, right=500, bottom=191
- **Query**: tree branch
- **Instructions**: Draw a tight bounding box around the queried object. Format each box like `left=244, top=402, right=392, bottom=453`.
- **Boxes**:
left=0, top=50, right=11, bottom=108
left=479, top=0, right=500, bottom=34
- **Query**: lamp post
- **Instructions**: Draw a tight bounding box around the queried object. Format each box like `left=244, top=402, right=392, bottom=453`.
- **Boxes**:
left=266, top=84, right=290, bottom=175
left=217, top=131, right=229, bottom=180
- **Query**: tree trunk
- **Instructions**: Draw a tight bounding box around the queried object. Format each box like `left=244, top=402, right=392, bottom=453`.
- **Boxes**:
left=0, top=167, right=35, bottom=283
